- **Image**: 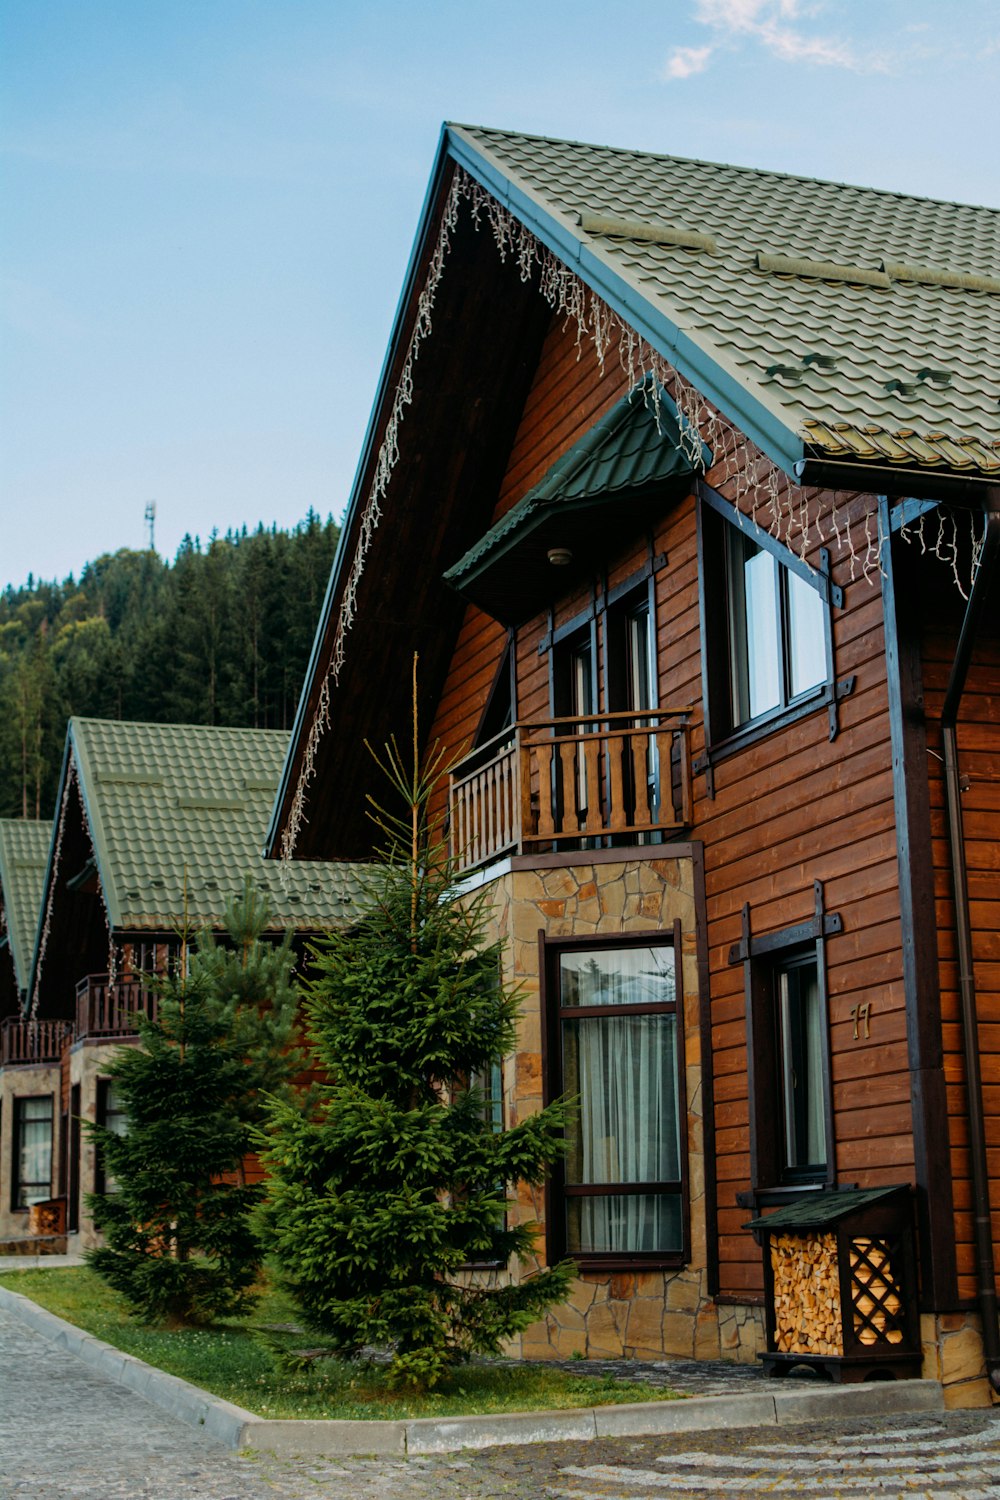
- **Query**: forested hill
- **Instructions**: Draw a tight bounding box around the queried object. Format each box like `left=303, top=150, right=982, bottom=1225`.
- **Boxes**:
left=0, top=510, right=339, bottom=821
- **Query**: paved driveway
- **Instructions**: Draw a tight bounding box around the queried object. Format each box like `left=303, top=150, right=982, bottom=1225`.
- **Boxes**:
left=3, top=1305, right=999, bottom=1499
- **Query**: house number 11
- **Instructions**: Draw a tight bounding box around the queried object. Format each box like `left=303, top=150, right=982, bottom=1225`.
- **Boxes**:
left=850, top=1002, right=871, bottom=1040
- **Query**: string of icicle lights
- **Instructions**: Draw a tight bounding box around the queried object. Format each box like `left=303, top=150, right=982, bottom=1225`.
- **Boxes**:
left=280, top=165, right=990, bottom=862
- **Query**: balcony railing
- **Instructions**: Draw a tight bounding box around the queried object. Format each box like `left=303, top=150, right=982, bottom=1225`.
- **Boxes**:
left=449, top=707, right=693, bottom=875
left=0, top=1017, right=73, bottom=1066
left=76, top=975, right=158, bottom=1040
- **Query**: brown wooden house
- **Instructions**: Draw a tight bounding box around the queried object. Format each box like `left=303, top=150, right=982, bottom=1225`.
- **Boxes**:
left=0, top=819, right=66, bottom=1245
left=265, top=126, right=1000, bottom=1405
left=23, top=716, right=364, bottom=1249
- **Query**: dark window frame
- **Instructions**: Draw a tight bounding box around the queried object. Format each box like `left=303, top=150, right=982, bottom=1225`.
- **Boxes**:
left=696, top=482, right=849, bottom=786
left=732, top=887, right=839, bottom=1201
left=94, top=1076, right=128, bottom=1197
left=542, top=927, right=689, bottom=1272
left=11, top=1094, right=53, bottom=1212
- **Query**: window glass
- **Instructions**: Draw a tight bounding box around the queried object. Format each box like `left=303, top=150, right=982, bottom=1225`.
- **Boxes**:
left=626, top=602, right=653, bottom=714
left=715, top=510, right=831, bottom=738
left=567, top=1193, right=682, bottom=1256
left=97, top=1079, right=129, bottom=1196
left=14, top=1096, right=52, bottom=1209
left=727, top=528, right=780, bottom=724
left=777, top=957, right=826, bottom=1176
left=563, top=1013, right=679, bottom=1183
left=786, top=570, right=827, bottom=699
left=554, top=944, right=683, bottom=1260
left=559, top=945, right=675, bottom=1008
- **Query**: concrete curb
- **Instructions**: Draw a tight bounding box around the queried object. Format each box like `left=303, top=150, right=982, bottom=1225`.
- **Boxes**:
left=0, top=1284, right=945, bottom=1456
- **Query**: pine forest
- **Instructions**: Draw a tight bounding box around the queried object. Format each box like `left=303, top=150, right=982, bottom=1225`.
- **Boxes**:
left=0, top=511, right=339, bottom=821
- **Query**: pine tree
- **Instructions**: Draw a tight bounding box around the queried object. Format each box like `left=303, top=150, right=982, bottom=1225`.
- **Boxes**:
left=258, top=669, right=575, bottom=1390
left=86, top=959, right=263, bottom=1325
left=193, top=875, right=307, bottom=1144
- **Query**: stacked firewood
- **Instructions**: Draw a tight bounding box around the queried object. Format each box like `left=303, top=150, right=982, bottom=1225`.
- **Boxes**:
left=850, top=1237, right=903, bottom=1345
left=770, top=1231, right=844, bottom=1356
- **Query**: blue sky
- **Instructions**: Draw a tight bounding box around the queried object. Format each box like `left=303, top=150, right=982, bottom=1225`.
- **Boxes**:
left=3, top=0, right=999, bottom=589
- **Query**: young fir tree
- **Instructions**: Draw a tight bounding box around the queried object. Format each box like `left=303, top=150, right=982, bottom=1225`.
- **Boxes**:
left=194, top=875, right=307, bottom=1144
left=87, top=881, right=304, bottom=1323
left=86, top=961, right=262, bottom=1325
left=258, top=682, right=576, bottom=1390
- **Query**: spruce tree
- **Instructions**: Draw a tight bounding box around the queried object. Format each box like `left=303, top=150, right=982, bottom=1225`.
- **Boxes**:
left=194, top=875, right=307, bottom=1141
left=258, top=679, right=575, bottom=1390
left=86, top=959, right=262, bottom=1325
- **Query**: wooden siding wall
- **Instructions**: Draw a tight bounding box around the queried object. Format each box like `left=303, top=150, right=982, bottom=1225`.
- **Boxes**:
left=701, top=486, right=911, bottom=1299
left=920, top=571, right=1000, bottom=1303
left=428, top=311, right=921, bottom=1302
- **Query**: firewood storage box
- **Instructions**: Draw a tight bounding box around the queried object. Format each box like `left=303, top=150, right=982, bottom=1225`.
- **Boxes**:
left=744, top=1185, right=922, bottom=1382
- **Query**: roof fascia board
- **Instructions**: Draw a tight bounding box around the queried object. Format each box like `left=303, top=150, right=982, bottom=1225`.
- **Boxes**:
left=444, top=127, right=805, bottom=478
left=69, top=721, right=123, bottom=932
left=265, top=125, right=459, bottom=857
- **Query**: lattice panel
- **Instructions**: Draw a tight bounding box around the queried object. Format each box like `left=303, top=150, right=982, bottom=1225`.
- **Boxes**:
left=850, top=1235, right=906, bottom=1346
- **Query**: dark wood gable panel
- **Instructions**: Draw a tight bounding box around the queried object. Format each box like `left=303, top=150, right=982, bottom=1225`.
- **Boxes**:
left=285, top=172, right=551, bottom=858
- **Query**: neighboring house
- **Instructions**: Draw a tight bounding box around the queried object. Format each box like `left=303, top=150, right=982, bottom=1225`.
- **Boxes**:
left=22, top=717, right=364, bottom=1250
left=0, top=819, right=66, bottom=1244
left=265, top=126, right=1000, bottom=1403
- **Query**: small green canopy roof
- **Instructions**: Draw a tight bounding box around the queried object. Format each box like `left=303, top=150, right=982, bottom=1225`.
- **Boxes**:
left=743, top=1185, right=909, bottom=1233
left=444, top=383, right=702, bottom=625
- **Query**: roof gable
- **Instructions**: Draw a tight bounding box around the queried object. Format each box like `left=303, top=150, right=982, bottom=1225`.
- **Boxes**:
left=450, top=126, right=1000, bottom=483
left=65, top=718, right=363, bottom=933
left=266, top=123, right=1000, bottom=862
left=0, top=819, right=50, bottom=994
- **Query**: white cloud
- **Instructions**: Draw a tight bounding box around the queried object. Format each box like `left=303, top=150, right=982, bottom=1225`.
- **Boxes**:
left=665, top=0, right=888, bottom=79
left=665, top=44, right=715, bottom=78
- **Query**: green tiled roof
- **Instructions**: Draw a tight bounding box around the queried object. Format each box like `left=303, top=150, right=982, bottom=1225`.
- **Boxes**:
left=743, top=1185, right=908, bottom=1232
left=445, top=383, right=700, bottom=585
left=69, top=719, right=365, bottom=932
left=0, top=820, right=51, bottom=993
left=451, top=126, right=1000, bottom=480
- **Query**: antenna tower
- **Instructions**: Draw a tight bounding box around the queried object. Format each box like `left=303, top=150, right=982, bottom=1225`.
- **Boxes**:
left=144, top=501, right=156, bottom=551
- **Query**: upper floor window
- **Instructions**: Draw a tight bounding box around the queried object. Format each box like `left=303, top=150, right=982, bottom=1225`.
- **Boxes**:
left=724, top=525, right=827, bottom=731
left=700, top=486, right=838, bottom=755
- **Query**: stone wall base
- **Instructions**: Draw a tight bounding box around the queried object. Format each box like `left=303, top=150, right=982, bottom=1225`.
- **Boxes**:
left=510, top=1275, right=767, bottom=1365
left=922, top=1311, right=1000, bottom=1408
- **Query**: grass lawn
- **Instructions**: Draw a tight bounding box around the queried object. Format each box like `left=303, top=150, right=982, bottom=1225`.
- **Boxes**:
left=0, top=1266, right=683, bottom=1419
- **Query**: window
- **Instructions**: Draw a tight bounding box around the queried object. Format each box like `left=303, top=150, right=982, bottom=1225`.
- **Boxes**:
left=12, top=1095, right=53, bottom=1210
left=606, top=586, right=661, bottom=828
left=95, top=1078, right=128, bottom=1196
left=699, top=487, right=836, bottom=752
left=552, top=622, right=598, bottom=823
left=737, top=901, right=837, bottom=1196
left=546, top=939, right=685, bottom=1266
left=776, top=955, right=827, bottom=1182
left=725, top=524, right=826, bottom=730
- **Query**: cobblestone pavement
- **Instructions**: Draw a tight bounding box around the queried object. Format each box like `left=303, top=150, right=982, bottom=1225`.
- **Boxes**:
left=4, top=1306, right=1000, bottom=1499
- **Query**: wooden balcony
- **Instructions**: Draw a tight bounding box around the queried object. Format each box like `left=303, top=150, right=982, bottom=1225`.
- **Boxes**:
left=449, top=708, right=693, bottom=875
left=0, top=1018, right=73, bottom=1067
left=76, top=975, right=158, bottom=1040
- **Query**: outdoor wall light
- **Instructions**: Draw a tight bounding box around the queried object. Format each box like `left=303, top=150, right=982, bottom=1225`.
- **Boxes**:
left=547, top=547, right=573, bottom=566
